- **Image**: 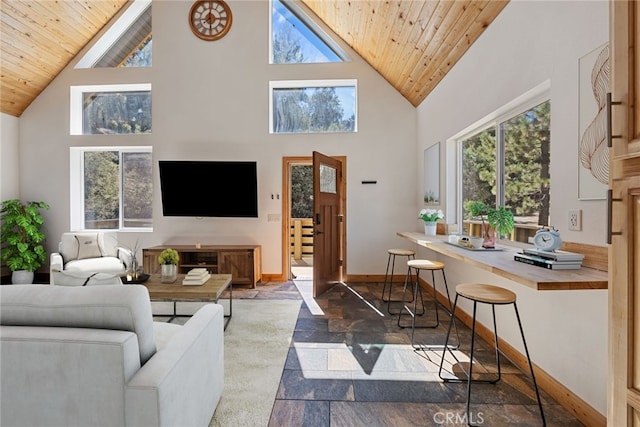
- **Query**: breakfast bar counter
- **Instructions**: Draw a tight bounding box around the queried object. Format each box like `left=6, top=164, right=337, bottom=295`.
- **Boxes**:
left=397, top=231, right=608, bottom=291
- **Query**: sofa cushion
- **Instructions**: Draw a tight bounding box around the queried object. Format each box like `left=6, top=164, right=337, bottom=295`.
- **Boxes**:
left=76, top=234, right=103, bottom=259
left=60, top=232, right=118, bottom=261
left=0, top=285, right=156, bottom=364
left=53, top=270, right=123, bottom=286
left=65, top=257, right=127, bottom=275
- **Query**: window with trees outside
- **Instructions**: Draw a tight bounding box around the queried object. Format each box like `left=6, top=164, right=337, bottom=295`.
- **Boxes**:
left=270, top=80, right=357, bottom=133
left=271, top=0, right=346, bottom=64
left=70, top=147, right=153, bottom=232
left=457, top=96, right=550, bottom=244
left=75, top=0, right=152, bottom=69
left=70, top=84, right=151, bottom=135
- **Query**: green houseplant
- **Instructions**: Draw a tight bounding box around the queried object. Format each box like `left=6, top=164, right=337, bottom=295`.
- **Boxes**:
left=465, top=201, right=514, bottom=248
left=158, top=248, right=179, bottom=283
left=0, top=199, right=50, bottom=283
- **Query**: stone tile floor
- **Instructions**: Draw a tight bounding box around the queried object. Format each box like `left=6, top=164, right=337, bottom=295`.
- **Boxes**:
left=229, top=280, right=584, bottom=426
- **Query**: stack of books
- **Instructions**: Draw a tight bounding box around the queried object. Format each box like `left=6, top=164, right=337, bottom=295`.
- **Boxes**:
left=182, top=268, right=211, bottom=285
left=513, top=248, right=585, bottom=270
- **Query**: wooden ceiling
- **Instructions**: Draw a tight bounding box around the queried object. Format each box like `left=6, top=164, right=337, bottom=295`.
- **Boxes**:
left=0, top=0, right=508, bottom=117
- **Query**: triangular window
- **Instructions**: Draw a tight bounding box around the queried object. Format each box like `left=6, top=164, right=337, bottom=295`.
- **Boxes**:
left=76, top=0, right=152, bottom=69
left=271, top=0, right=347, bottom=64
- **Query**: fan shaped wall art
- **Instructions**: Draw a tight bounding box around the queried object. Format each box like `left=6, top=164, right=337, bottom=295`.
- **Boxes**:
left=578, top=43, right=609, bottom=200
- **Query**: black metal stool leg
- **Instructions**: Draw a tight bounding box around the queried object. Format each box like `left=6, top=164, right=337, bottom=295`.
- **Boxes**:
left=387, top=254, right=415, bottom=315
left=438, top=293, right=461, bottom=379
left=466, top=301, right=478, bottom=425
left=513, top=302, right=546, bottom=426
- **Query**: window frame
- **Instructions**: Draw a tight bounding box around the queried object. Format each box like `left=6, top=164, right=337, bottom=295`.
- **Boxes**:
left=70, top=146, right=153, bottom=232
left=269, top=79, right=358, bottom=134
left=446, top=81, right=551, bottom=234
left=269, top=0, right=348, bottom=64
left=75, top=0, right=152, bottom=69
left=70, top=83, right=152, bottom=135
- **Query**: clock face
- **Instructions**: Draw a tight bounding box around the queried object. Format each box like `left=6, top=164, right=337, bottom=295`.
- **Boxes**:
left=533, top=230, right=562, bottom=251
left=189, top=0, right=232, bottom=41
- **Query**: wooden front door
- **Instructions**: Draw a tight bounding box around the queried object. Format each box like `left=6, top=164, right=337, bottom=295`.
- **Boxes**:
left=312, top=151, right=344, bottom=297
left=608, top=1, right=640, bottom=424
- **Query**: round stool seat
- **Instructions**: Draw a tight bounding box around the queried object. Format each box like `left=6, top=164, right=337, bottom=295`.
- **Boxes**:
left=456, top=283, right=516, bottom=304
left=388, top=248, right=415, bottom=256
left=407, top=259, right=445, bottom=271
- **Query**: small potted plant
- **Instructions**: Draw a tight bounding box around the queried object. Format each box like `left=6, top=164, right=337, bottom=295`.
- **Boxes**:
left=0, top=199, right=49, bottom=284
left=418, top=208, right=444, bottom=236
left=158, top=248, right=179, bottom=283
left=465, top=201, right=514, bottom=248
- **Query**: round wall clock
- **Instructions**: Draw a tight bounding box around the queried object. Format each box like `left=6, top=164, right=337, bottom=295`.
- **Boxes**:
left=189, top=0, right=232, bottom=41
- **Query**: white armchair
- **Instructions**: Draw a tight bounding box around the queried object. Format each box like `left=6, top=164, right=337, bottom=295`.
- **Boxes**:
left=50, top=232, right=133, bottom=284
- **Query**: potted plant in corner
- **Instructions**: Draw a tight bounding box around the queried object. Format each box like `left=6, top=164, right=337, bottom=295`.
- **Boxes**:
left=158, top=248, right=179, bottom=283
left=0, top=199, right=50, bottom=284
left=465, top=201, right=514, bottom=248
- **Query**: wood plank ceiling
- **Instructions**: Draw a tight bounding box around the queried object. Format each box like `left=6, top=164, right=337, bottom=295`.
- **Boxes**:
left=0, top=0, right=508, bottom=117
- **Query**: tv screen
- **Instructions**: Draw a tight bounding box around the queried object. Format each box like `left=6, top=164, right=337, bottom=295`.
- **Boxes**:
left=159, top=160, right=258, bottom=217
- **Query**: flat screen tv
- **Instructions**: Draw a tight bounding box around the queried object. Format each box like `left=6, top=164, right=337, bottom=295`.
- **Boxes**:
left=159, top=160, right=258, bottom=217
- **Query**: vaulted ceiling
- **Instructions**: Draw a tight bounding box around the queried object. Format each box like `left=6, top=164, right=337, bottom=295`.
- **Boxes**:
left=0, top=0, right=508, bottom=118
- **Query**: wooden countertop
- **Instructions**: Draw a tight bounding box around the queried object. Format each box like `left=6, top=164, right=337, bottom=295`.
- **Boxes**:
left=397, top=232, right=608, bottom=291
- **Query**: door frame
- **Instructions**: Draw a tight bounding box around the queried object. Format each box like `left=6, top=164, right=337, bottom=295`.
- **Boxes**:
left=282, top=156, right=347, bottom=282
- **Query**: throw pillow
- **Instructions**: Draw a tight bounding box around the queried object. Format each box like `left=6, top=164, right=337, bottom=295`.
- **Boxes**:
left=75, top=234, right=102, bottom=260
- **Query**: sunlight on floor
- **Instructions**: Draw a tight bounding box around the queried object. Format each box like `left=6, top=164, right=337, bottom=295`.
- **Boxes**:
left=292, top=279, right=324, bottom=315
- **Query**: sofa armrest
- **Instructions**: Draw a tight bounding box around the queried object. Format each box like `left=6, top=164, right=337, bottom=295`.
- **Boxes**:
left=125, top=304, right=224, bottom=427
left=117, top=247, right=134, bottom=269
left=50, top=252, right=64, bottom=284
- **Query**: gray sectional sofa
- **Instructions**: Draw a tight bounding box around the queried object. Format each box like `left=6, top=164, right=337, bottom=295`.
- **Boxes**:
left=0, top=284, right=224, bottom=427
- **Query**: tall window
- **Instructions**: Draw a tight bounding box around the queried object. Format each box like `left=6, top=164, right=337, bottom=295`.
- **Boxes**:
left=70, top=84, right=152, bottom=135
left=270, top=0, right=346, bottom=64
left=457, top=94, right=550, bottom=243
left=70, top=147, right=153, bottom=231
left=270, top=80, right=357, bottom=133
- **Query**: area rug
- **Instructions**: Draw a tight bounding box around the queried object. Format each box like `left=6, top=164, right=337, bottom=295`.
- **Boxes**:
left=209, top=299, right=301, bottom=427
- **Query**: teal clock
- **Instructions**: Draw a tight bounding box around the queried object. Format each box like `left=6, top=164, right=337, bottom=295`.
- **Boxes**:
left=533, top=227, right=562, bottom=252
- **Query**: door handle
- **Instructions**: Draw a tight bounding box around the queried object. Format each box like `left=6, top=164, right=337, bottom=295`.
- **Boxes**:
left=607, top=92, right=622, bottom=148
left=607, top=189, right=622, bottom=244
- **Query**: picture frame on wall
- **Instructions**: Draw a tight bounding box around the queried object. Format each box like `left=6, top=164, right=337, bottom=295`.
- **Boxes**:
left=578, top=42, right=609, bottom=200
left=424, top=143, right=440, bottom=205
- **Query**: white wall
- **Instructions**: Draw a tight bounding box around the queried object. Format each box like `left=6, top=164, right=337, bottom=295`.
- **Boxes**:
left=1, top=113, right=20, bottom=201
left=17, top=0, right=417, bottom=275
left=417, top=0, right=608, bottom=414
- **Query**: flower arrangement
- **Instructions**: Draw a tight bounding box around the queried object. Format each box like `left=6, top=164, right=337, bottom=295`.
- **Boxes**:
left=158, top=248, right=179, bottom=265
left=418, top=208, right=444, bottom=223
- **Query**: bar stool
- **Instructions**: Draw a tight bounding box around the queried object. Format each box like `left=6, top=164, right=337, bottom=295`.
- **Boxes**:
left=397, top=259, right=459, bottom=349
left=381, top=248, right=416, bottom=314
left=438, top=283, right=545, bottom=426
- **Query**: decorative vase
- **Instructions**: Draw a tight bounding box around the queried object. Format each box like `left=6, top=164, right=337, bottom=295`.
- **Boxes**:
left=11, top=270, right=34, bottom=284
left=482, top=224, right=496, bottom=248
left=161, top=264, right=177, bottom=283
left=424, top=221, right=437, bottom=236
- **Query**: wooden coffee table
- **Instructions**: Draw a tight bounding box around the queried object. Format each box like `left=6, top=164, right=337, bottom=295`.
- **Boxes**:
left=141, top=273, right=233, bottom=329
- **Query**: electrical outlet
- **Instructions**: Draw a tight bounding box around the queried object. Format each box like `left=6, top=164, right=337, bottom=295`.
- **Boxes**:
left=568, top=209, right=582, bottom=231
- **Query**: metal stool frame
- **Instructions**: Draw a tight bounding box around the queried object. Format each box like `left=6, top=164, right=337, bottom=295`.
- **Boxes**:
left=397, top=261, right=460, bottom=350
left=381, top=250, right=415, bottom=314
left=438, top=291, right=546, bottom=427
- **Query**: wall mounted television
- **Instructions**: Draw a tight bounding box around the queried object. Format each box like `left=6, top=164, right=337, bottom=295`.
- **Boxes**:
left=159, top=160, right=258, bottom=217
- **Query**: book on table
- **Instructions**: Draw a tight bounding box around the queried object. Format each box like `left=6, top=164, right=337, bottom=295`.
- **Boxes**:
left=183, top=268, right=211, bottom=285
left=514, top=253, right=582, bottom=270
left=521, top=248, right=585, bottom=262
